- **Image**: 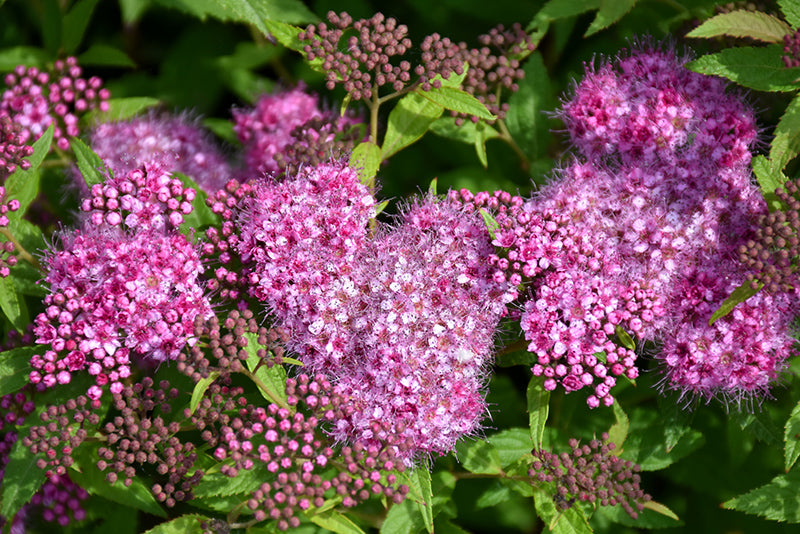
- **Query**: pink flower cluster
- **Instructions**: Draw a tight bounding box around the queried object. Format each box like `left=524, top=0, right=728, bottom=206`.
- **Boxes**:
left=89, top=113, right=231, bottom=194
left=232, top=85, right=359, bottom=178
left=0, top=112, right=33, bottom=180
left=80, top=167, right=196, bottom=231
left=1, top=57, right=110, bottom=151
left=30, top=225, right=211, bottom=399
left=235, top=162, right=511, bottom=458
left=458, top=43, right=793, bottom=405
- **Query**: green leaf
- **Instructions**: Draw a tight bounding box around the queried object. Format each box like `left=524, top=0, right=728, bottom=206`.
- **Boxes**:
left=173, top=172, right=220, bottom=228
left=529, top=0, right=601, bottom=27
left=0, top=275, right=27, bottom=332
left=475, top=482, right=515, bottom=510
left=381, top=498, right=423, bottom=534
left=85, top=97, right=161, bottom=124
left=156, top=0, right=317, bottom=34
left=584, top=0, right=637, bottom=37
left=0, top=346, right=36, bottom=396
left=262, top=20, right=307, bottom=53
left=752, top=154, right=788, bottom=211
left=533, top=486, right=594, bottom=534
left=527, top=375, right=550, bottom=449
left=69, top=452, right=167, bottom=518
left=596, top=499, right=682, bottom=528
left=429, top=116, right=500, bottom=145
left=686, top=45, right=800, bottom=92
left=785, top=399, right=800, bottom=471
left=62, top=0, right=100, bottom=54
left=479, top=208, right=500, bottom=240
left=142, top=514, right=207, bottom=533
left=771, top=93, right=800, bottom=171
left=505, top=51, right=554, bottom=162
left=708, top=280, right=763, bottom=325
left=734, top=410, right=784, bottom=445
left=0, top=46, right=49, bottom=72
left=455, top=438, right=503, bottom=475
left=78, top=44, right=137, bottom=68
left=381, top=92, right=445, bottom=160
left=407, top=468, right=434, bottom=533
left=71, top=137, right=109, bottom=188
left=5, top=123, right=53, bottom=220
left=417, top=87, right=496, bottom=121
left=349, top=141, right=382, bottom=186
left=488, top=428, right=532, bottom=468
left=243, top=332, right=287, bottom=405
left=607, top=401, right=630, bottom=453
left=310, top=509, right=366, bottom=534
left=192, top=463, right=272, bottom=498
left=723, top=468, right=800, bottom=522
left=780, top=0, right=800, bottom=29
left=202, top=118, right=238, bottom=144
left=687, top=10, right=791, bottom=42
left=428, top=177, right=438, bottom=196
left=188, top=371, right=220, bottom=416
left=119, top=0, right=152, bottom=24
left=621, top=426, right=704, bottom=471
left=0, top=433, right=47, bottom=522
left=614, top=325, right=635, bottom=351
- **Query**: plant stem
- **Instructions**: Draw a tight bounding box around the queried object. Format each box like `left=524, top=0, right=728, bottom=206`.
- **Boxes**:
left=496, top=118, right=530, bottom=173
left=0, top=228, right=42, bottom=272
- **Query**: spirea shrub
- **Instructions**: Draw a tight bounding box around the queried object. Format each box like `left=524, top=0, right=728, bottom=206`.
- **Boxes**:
left=3, top=2, right=800, bottom=533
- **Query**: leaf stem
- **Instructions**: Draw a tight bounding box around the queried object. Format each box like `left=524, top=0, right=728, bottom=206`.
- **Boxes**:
left=496, top=118, right=530, bottom=173
left=242, top=367, right=290, bottom=410
left=0, top=228, right=42, bottom=272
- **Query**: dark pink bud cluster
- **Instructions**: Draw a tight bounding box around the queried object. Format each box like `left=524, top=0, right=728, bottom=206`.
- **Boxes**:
left=89, top=113, right=232, bottom=194
left=272, top=115, right=364, bottom=177
left=100, top=377, right=202, bottom=506
left=529, top=434, right=650, bottom=519
left=1, top=57, right=110, bottom=151
left=79, top=167, right=196, bottom=231
left=0, top=112, right=33, bottom=180
left=232, top=85, right=361, bottom=178
left=300, top=12, right=416, bottom=100
left=23, top=395, right=100, bottom=477
left=784, top=28, right=800, bottom=68
left=30, top=225, right=211, bottom=399
left=26, top=473, right=89, bottom=527
left=0, top=186, right=20, bottom=278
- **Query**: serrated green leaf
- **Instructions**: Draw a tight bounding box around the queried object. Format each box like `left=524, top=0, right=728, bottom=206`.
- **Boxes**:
left=456, top=438, right=503, bottom=475
left=752, top=154, right=788, bottom=211
left=596, top=499, right=681, bottom=528
left=527, top=375, right=550, bottom=449
left=607, top=401, right=630, bottom=453
left=310, top=509, right=366, bottom=534
left=585, top=0, right=637, bottom=37
left=687, top=10, right=791, bottom=42
left=0, top=275, right=27, bottom=332
left=349, top=142, right=382, bottom=186
left=189, top=371, right=219, bottom=416
left=780, top=0, right=800, bottom=29
left=785, top=399, right=800, bottom=471
left=474, top=122, right=490, bottom=168
left=488, top=427, right=532, bottom=468
left=620, top=408, right=705, bottom=471
left=475, top=482, right=515, bottom=510
left=687, top=45, right=800, bottom=92
left=192, top=463, right=272, bottom=498
left=5, top=123, right=52, bottom=220
left=156, top=0, right=317, bottom=35
left=142, top=514, right=207, bottom=533
left=71, top=137, right=109, bottom=188
left=78, top=44, right=137, bottom=68
left=0, top=46, right=49, bottom=71
left=69, top=455, right=167, bottom=518
left=85, top=97, right=161, bottom=124
left=708, top=280, right=763, bottom=325
left=529, top=0, right=602, bottom=28
left=533, top=486, right=594, bottom=534
left=429, top=116, right=500, bottom=145
left=735, top=410, right=784, bottom=445
left=417, top=87, right=495, bottom=121
left=0, top=433, right=47, bottom=522
left=381, top=498, right=423, bottom=534
left=243, top=332, right=287, bottom=405
left=771, top=93, right=800, bottom=171
left=381, top=93, right=445, bottom=160
left=263, top=19, right=307, bottom=53
left=723, top=468, right=800, bottom=522
left=407, top=468, right=434, bottom=533
left=62, top=0, right=100, bottom=54
left=0, top=346, right=36, bottom=396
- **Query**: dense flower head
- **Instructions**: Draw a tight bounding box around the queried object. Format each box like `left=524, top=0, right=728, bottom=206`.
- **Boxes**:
left=529, top=433, right=650, bottom=519
left=89, top=113, right=231, bottom=194
left=232, top=85, right=359, bottom=177
left=559, top=44, right=757, bottom=172
left=79, top=166, right=196, bottom=231
left=1, top=57, right=110, bottom=151
left=29, top=224, right=211, bottom=398
left=271, top=115, right=364, bottom=177
left=235, top=160, right=375, bottom=368
left=784, top=28, right=800, bottom=68
left=328, top=198, right=513, bottom=456
left=0, top=112, right=33, bottom=181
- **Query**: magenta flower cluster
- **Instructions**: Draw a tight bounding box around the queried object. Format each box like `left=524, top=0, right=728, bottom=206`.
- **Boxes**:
left=232, top=85, right=360, bottom=178
left=235, top=162, right=511, bottom=458
left=89, top=112, right=231, bottom=194
left=0, top=112, right=33, bottom=180
left=1, top=57, right=110, bottom=151
left=29, top=225, right=211, bottom=399
left=0, top=186, right=20, bottom=278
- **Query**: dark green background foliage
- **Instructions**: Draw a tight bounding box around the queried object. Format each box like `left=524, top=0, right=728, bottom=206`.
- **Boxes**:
left=3, top=0, right=800, bottom=533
